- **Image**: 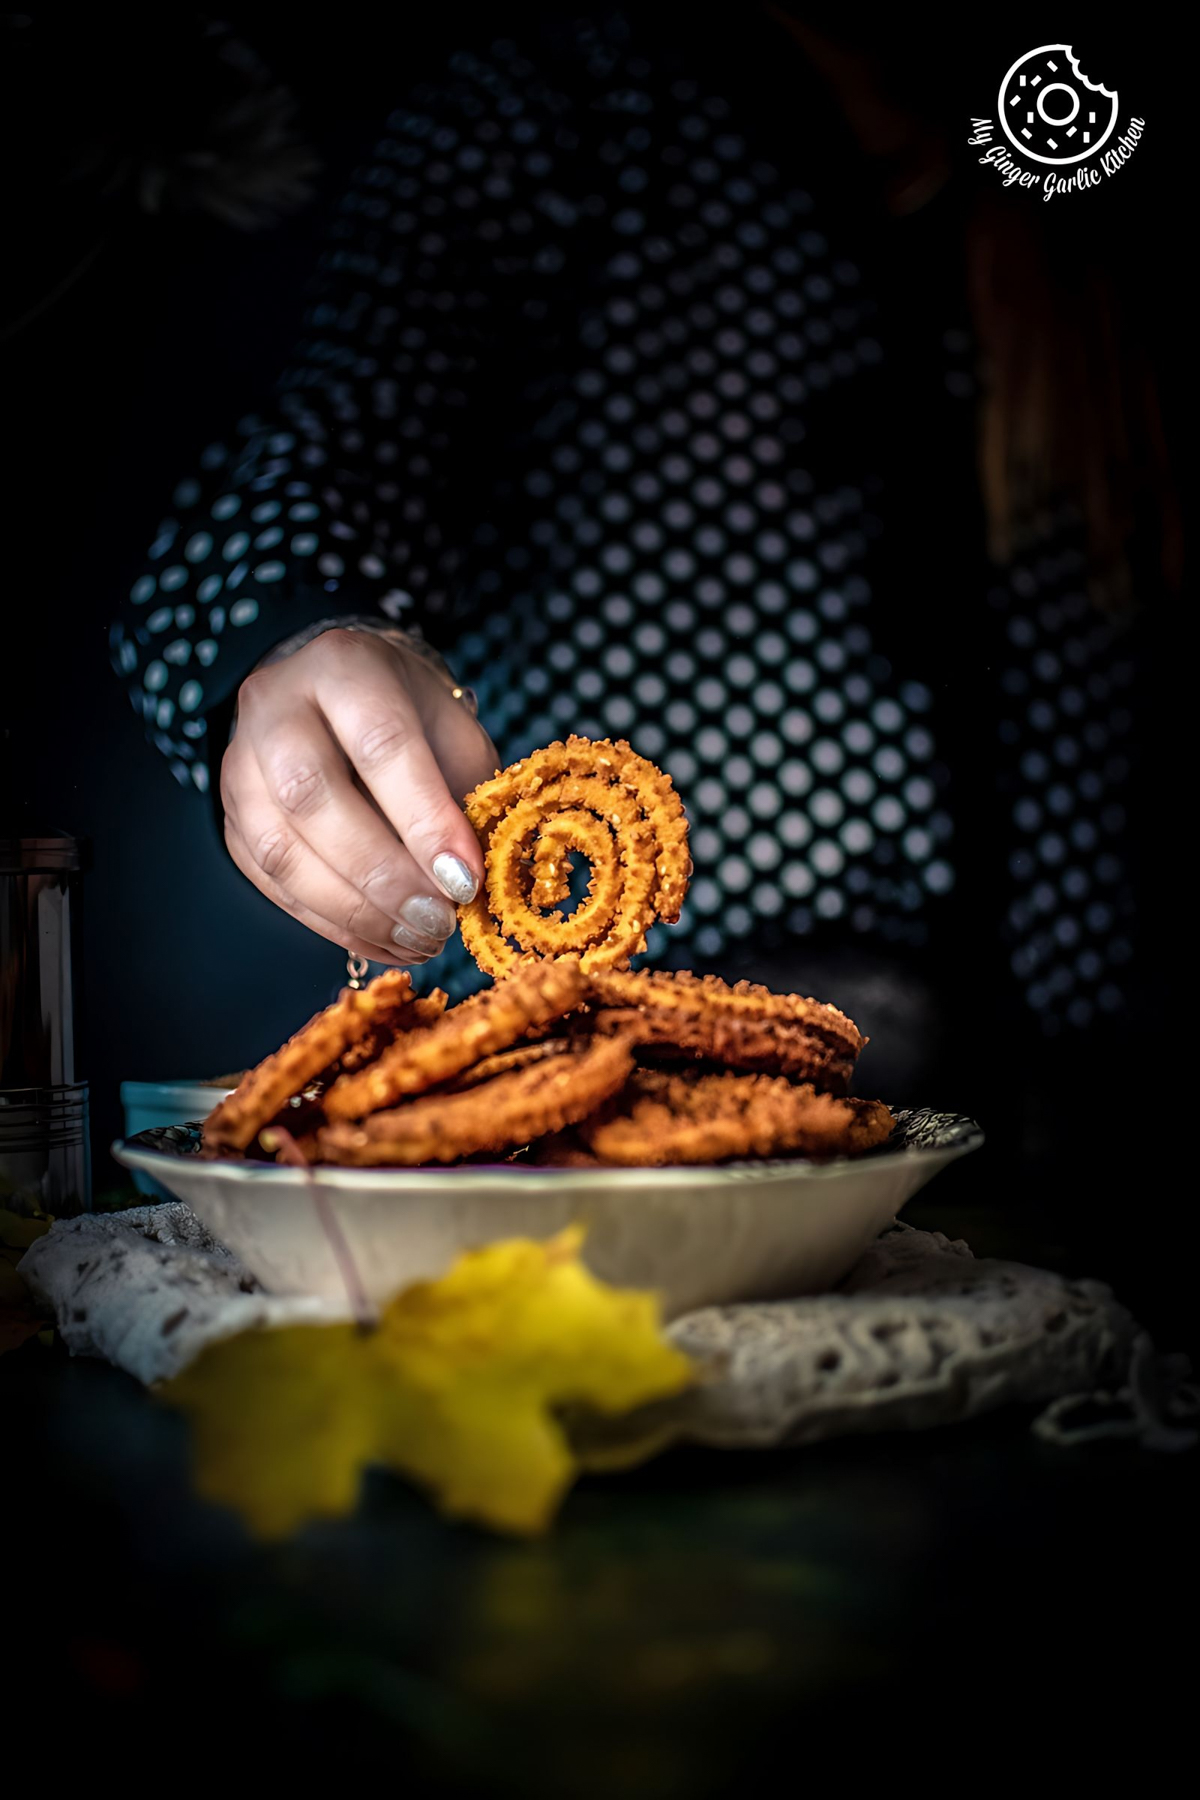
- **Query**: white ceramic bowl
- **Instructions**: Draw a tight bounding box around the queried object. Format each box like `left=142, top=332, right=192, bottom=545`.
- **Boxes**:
left=112, top=1109, right=982, bottom=1318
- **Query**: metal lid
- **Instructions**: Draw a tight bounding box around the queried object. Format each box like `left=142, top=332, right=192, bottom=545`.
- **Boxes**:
left=0, top=834, right=83, bottom=874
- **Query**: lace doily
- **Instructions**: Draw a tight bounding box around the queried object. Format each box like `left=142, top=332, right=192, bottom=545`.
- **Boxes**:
left=18, top=1205, right=1196, bottom=1453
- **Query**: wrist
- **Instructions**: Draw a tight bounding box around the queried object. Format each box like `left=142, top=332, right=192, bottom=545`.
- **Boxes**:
left=256, top=614, right=431, bottom=671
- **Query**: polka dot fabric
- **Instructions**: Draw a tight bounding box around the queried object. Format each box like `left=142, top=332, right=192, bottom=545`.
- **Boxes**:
left=108, top=11, right=1131, bottom=1026
left=991, top=514, right=1138, bottom=1034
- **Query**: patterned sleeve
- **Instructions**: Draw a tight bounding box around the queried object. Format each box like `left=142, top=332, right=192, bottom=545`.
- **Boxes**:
left=109, top=42, right=585, bottom=797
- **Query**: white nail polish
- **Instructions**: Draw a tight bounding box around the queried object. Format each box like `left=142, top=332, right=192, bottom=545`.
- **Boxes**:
left=432, top=852, right=478, bottom=903
left=391, top=921, right=437, bottom=955
left=399, top=894, right=455, bottom=938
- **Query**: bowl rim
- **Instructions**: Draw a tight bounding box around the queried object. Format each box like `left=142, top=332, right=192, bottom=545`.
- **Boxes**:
left=111, top=1106, right=984, bottom=1190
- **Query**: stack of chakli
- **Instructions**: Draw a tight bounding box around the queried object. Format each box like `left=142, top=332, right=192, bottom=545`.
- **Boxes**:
left=202, top=738, right=894, bottom=1168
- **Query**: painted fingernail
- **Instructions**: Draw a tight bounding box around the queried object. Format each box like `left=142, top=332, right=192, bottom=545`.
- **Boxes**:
left=399, top=893, right=456, bottom=939
left=432, top=852, right=479, bottom=904
left=391, top=921, right=439, bottom=956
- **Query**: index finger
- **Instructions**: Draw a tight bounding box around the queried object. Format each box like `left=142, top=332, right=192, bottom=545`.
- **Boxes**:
left=312, top=640, right=484, bottom=904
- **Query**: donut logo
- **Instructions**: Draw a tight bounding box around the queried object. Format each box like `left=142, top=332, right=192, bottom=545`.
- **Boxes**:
left=998, top=45, right=1118, bottom=165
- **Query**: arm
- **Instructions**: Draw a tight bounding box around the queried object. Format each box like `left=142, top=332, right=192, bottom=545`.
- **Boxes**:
left=110, top=43, right=584, bottom=960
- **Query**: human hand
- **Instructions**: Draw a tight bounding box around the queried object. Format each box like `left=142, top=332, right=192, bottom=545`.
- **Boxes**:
left=220, top=627, right=496, bottom=965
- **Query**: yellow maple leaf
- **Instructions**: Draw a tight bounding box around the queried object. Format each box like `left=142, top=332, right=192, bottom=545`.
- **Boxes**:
left=162, top=1228, right=693, bottom=1538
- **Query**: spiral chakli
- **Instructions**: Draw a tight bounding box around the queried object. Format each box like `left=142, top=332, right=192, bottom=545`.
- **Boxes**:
left=459, top=736, right=691, bottom=977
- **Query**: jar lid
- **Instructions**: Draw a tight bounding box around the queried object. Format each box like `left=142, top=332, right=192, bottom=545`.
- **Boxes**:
left=0, top=834, right=83, bottom=874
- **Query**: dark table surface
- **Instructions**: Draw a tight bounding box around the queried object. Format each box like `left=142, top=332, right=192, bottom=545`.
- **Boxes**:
left=6, top=1127, right=1194, bottom=1791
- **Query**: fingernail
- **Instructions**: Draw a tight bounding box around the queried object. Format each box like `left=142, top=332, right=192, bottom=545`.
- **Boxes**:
left=399, top=893, right=456, bottom=939
left=432, top=852, right=479, bottom=903
left=391, top=921, right=439, bottom=956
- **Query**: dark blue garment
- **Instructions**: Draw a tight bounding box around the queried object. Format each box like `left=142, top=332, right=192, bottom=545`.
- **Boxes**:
left=109, top=10, right=1136, bottom=1030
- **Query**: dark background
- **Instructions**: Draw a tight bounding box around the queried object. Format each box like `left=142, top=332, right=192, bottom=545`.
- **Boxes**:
left=0, top=7, right=1190, bottom=1784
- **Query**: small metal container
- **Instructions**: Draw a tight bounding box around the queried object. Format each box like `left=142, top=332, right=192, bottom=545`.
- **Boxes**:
left=0, top=833, right=90, bottom=1214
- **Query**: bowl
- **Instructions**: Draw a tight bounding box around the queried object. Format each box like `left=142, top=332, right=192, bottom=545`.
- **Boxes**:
left=112, top=1108, right=982, bottom=1317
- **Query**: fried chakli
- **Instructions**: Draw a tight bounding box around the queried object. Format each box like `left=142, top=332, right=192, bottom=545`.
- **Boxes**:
left=438, top=1037, right=573, bottom=1092
left=318, top=1032, right=636, bottom=1165
left=322, top=956, right=589, bottom=1120
left=334, top=992, right=448, bottom=1075
left=201, top=969, right=415, bottom=1153
left=201, top=735, right=899, bottom=1173
left=458, top=736, right=690, bottom=977
left=257, top=1123, right=321, bottom=1166
left=589, top=968, right=865, bottom=1093
left=580, top=1069, right=894, bottom=1166
left=250, top=993, right=451, bottom=1160
left=524, top=1129, right=605, bottom=1168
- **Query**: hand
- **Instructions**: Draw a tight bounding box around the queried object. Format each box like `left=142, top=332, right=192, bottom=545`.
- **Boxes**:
left=220, top=627, right=497, bottom=965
